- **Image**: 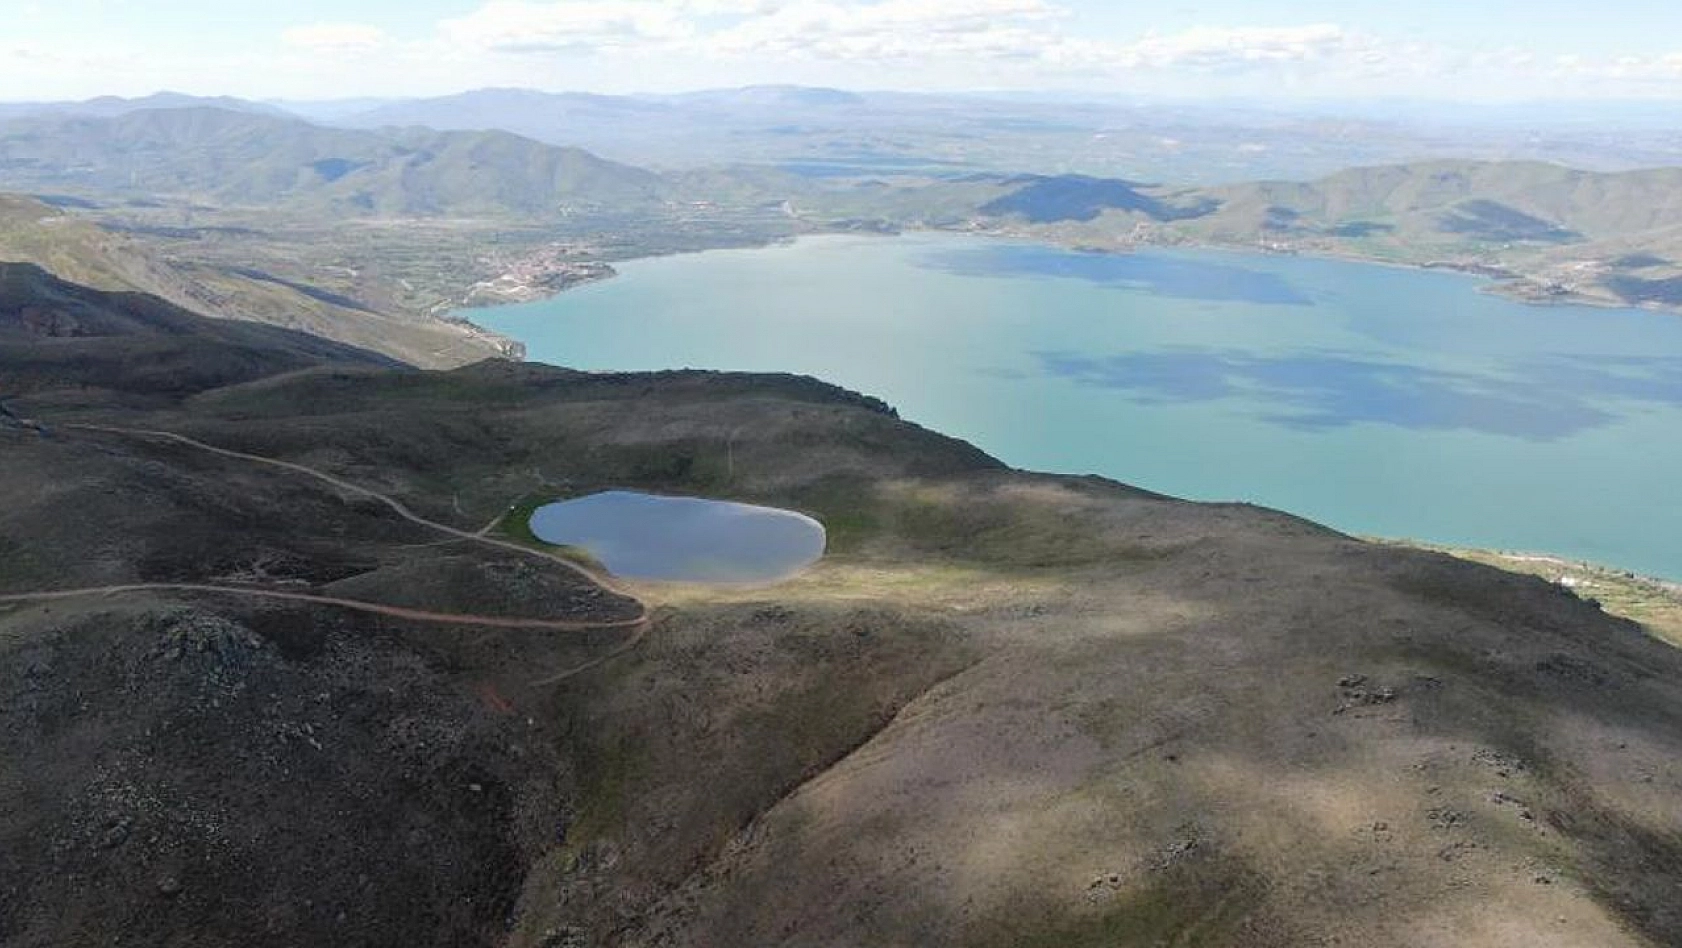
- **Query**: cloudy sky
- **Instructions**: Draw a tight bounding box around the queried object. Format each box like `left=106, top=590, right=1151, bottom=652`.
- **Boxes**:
left=5, top=0, right=1682, bottom=102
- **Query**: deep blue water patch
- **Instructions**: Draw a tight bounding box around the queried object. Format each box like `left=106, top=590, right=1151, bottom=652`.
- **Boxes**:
left=529, top=491, right=826, bottom=584
left=1035, top=349, right=1682, bottom=439
left=1537, top=354, right=1682, bottom=406
left=917, top=244, right=1311, bottom=305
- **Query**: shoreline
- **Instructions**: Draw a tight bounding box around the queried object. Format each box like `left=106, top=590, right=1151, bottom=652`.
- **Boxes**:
left=1377, top=537, right=1682, bottom=589
left=923, top=218, right=1682, bottom=318
left=446, top=224, right=1682, bottom=342
left=1139, top=240, right=1681, bottom=318
left=447, top=231, right=804, bottom=325
left=455, top=228, right=1680, bottom=622
left=459, top=228, right=1680, bottom=599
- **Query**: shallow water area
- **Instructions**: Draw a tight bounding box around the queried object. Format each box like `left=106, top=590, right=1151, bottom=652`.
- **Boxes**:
left=529, top=491, right=827, bottom=584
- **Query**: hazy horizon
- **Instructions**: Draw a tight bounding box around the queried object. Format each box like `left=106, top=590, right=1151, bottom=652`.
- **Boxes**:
left=7, top=84, right=1682, bottom=127
left=6, top=0, right=1682, bottom=104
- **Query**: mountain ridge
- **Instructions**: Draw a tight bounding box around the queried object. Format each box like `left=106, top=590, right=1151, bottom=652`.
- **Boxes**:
left=0, top=107, right=669, bottom=218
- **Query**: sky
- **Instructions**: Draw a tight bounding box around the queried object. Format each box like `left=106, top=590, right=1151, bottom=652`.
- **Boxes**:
left=5, top=0, right=1682, bottom=102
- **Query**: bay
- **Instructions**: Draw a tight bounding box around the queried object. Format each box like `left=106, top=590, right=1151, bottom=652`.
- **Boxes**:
left=471, top=233, right=1682, bottom=580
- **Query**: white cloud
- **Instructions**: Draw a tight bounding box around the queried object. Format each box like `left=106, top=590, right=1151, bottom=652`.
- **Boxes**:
left=436, top=2, right=1369, bottom=81
left=439, top=0, right=1065, bottom=59
left=1105, top=24, right=1352, bottom=70
left=282, top=23, right=390, bottom=54
left=706, top=0, right=1066, bottom=60
left=230, top=2, right=1682, bottom=100
left=684, top=0, right=793, bottom=13
left=440, top=1, right=695, bottom=53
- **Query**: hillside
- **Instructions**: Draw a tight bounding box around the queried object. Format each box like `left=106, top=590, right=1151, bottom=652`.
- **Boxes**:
left=2, top=273, right=1680, bottom=947
left=0, top=195, right=510, bottom=366
left=0, top=107, right=669, bottom=217
left=0, top=261, right=401, bottom=400
left=942, top=160, right=1682, bottom=310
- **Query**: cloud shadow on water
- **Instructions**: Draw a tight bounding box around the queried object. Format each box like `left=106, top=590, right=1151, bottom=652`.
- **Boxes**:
left=1036, top=349, right=1682, bottom=440
left=918, top=244, right=1313, bottom=305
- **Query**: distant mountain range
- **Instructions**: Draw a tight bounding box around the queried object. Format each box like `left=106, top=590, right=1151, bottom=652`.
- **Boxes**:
left=0, top=106, right=667, bottom=217
left=0, top=91, right=291, bottom=121
left=6, top=96, right=1682, bottom=324
left=10, top=87, right=1682, bottom=185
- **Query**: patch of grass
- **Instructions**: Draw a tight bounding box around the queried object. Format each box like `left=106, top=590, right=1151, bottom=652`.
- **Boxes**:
left=492, top=493, right=607, bottom=572
left=1075, top=698, right=1131, bottom=751
left=0, top=534, right=47, bottom=589
left=888, top=485, right=1163, bottom=570
left=787, top=474, right=884, bottom=555
left=560, top=728, right=648, bottom=859
left=616, top=443, right=733, bottom=492
left=791, top=475, right=1164, bottom=570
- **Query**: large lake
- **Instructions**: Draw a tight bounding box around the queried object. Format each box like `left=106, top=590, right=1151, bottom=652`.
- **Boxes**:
left=471, top=233, right=1682, bottom=580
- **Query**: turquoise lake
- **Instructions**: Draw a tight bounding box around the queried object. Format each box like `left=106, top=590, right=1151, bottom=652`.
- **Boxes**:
left=471, top=233, right=1682, bottom=580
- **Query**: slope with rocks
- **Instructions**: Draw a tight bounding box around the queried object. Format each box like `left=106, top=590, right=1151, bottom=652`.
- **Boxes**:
left=1, top=275, right=1679, bottom=947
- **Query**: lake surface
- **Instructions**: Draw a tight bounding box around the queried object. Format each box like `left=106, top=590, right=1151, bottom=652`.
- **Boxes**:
left=529, top=491, right=826, bottom=583
left=475, top=233, right=1682, bottom=580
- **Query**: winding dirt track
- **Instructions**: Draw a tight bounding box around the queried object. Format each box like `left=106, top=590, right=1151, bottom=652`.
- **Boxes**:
left=66, top=424, right=634, bottom=596
left=0, top=424, right=651, bottom=676
left=0, top=583, right=646, bottom=632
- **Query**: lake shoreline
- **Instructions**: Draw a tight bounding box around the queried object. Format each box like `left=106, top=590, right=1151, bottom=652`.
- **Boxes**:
left=467, top=229, right=1682, bottom=586
left=448, top=227, right=1682, bottom=345
left=943, top=223, right=1682, bottom=318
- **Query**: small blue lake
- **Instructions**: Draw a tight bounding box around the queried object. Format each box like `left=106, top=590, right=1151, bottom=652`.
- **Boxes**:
left=476, top=233, right=1682, bottom=580
left=530, top=491, right=827, bottom=583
